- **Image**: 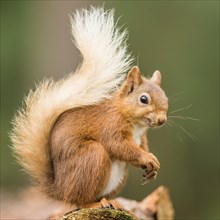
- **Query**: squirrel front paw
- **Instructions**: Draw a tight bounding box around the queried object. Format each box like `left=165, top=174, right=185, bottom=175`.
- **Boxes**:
left=140, top=153, right=160, bottom=184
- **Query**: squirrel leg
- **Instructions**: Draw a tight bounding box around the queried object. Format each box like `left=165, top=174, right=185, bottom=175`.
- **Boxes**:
left=52, top=141, right=111, bottom=205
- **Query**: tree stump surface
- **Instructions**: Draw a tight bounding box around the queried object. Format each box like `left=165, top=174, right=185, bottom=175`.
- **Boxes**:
left=58, top=186, right=174, bottom=220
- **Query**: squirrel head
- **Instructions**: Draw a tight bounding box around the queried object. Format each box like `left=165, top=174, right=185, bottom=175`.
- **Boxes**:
left=118, top=66, right=168, bottom=128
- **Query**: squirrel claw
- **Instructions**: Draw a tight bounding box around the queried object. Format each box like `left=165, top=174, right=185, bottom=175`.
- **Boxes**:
left=142, top=169, right=158, bottom=185
left=100, top=198, right=122, bottom=210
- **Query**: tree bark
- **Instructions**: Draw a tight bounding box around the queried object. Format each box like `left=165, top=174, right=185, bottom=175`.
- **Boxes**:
left=58, top=186, right=174, bottom=220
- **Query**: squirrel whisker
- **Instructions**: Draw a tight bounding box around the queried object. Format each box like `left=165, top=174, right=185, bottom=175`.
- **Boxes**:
left=168, top=91, right=185, bottom=104
left=168, top=115, right=200, bottom=121
left=168, top=119, right=199, bottom=142
left=169, top=104, right=192, bottom=114
left=165, top=121, right=183, bottom=142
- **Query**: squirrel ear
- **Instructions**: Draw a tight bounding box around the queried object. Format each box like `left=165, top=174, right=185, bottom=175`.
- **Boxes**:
left=151, top=70, right=161, bottom=85
left=120, top=66, right=143, bottom=95
left=127, top=66, right=143, bottom=85
left=122, top=66, right=143, bottom=95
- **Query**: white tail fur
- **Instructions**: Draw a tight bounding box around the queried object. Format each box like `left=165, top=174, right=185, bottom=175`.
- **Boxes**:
left=11, top=7, right=133, bottom=185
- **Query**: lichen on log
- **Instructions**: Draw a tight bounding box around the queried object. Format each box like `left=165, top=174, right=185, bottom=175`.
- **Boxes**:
left=58, top=208, right=136, bottom=220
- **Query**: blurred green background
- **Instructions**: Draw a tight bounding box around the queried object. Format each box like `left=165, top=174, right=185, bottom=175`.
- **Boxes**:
left=1, top=1, right=219, bottom=219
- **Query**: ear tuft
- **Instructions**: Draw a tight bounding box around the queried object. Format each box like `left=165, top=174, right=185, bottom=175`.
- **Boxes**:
left=151, top=70, right=162, bottom=85
left=120, top=66, right=143, bottom=95
left=127, top=66, right=143, bottom=86
left=130, top=66, right=139, bottom=73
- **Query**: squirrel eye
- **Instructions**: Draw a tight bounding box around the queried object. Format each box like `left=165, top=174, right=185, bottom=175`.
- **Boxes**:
left=140, top=95, right=148, bottom=104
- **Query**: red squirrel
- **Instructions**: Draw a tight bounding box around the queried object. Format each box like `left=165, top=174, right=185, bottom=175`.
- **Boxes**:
left=11, top=7, right=168, bottom=211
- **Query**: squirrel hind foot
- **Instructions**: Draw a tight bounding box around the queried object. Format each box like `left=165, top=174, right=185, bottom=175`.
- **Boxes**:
left=99, top=198, right=122, bottom=210
left=77, top=198, right=122, bottom=210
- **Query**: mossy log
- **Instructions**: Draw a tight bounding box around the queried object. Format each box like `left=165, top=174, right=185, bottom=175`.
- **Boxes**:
left=58, top=208, right=135, bottom=220
left=58, top=186, right=174, bottom=220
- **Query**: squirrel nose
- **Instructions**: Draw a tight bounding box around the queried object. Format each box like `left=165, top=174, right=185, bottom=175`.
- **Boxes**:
left=157, top=117, right=166, bottom=126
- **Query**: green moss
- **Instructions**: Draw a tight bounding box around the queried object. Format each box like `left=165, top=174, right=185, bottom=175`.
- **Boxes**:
left=58, top=208, right=137, bottom=220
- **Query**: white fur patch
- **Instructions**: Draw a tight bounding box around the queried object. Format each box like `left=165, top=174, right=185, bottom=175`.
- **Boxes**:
left=99, top=125, right=145, bottom=197
left=133, top=125, right=145, bottom=145
left=99, top=160, right=126, bottom=197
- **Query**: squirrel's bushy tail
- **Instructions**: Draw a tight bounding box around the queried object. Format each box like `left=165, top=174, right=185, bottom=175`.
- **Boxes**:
left=11, top=7, right=133, bottom=188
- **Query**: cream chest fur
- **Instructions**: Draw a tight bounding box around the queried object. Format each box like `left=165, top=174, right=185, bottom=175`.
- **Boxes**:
left=99, top=125, right=145, bottom=197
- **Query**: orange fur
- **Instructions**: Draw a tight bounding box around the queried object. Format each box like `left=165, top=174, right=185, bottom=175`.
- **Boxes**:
left=46, top=66, right=168, bottom=206
left=10, top=8, right=168, bottom=214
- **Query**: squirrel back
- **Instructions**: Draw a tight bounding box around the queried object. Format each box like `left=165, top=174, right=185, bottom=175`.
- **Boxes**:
left=10, top=7, right=133, bottom=188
